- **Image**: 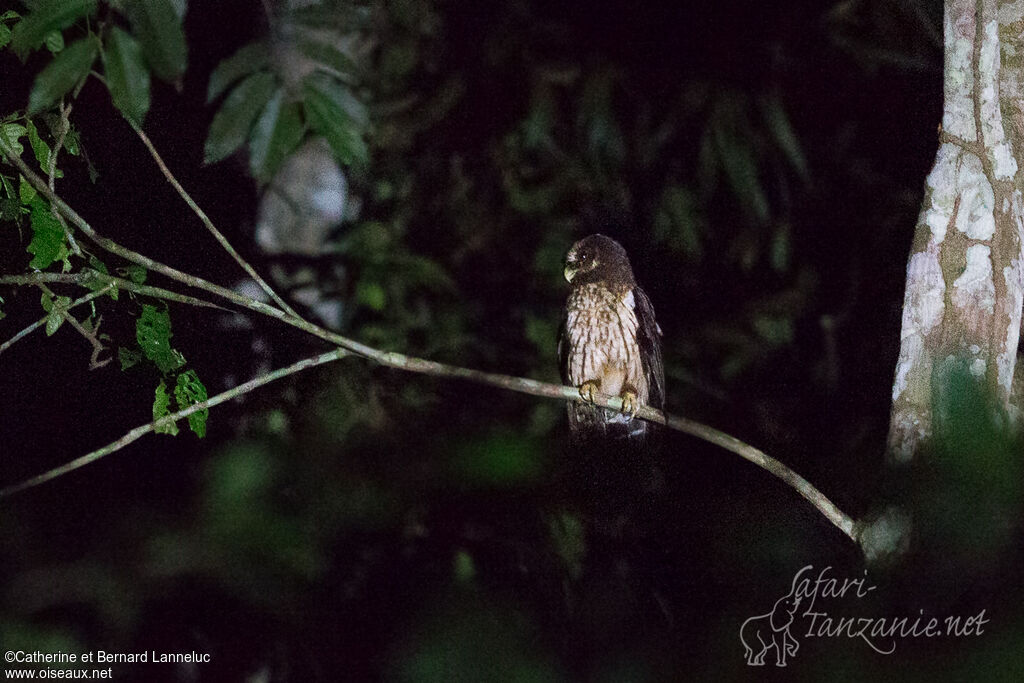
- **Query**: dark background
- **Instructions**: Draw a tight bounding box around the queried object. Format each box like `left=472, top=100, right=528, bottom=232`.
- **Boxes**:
left=2, top=0, right=1023, bottom=680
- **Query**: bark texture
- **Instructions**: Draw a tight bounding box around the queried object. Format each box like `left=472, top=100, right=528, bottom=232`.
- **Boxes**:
left=889, top=0, right=1024, bottom=462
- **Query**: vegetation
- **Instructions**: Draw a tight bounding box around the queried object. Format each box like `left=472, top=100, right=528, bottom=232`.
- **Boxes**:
left=1, top=0, right=1021, bottom=680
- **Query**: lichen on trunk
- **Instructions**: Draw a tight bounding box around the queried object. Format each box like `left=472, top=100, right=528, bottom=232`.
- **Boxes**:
left=888, top=0, right=1024, bottom=462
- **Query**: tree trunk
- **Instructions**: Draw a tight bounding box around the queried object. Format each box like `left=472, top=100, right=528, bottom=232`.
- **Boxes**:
left=888, top=0, right=1024, bottom=462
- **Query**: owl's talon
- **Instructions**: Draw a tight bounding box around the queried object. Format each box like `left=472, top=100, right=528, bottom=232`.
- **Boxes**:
left=578, top=380, right=600, bottom=404
left=620, top=390, right=639, bottom=418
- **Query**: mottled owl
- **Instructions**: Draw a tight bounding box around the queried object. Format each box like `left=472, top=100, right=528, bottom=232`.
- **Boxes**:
left=559, top=234, right=664, bottom=441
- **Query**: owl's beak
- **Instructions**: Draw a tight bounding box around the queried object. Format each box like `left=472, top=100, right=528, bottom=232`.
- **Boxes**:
left=563, top=264, right=577, bottom=282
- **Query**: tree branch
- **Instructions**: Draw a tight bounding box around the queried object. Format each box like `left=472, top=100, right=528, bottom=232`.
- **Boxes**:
left=37, top=283, right=110, bottom=368
left=128, top=120, right=301, bottom=320
left=0, top=272, right=229, bottom=311
left=0, top=136, right=860, bottom=547
left=47, top=101, right=82, bottom=258
left=0, top=348, right=350, bottom=498
left=0, top=285, right=113, bottom=356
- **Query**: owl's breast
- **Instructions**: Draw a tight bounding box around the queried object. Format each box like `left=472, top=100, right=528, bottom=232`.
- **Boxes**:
left=565, top=284, right=645, bottom=400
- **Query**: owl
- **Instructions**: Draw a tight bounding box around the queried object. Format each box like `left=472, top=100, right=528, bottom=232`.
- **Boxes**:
left=559, top=234, right=664, bottom=441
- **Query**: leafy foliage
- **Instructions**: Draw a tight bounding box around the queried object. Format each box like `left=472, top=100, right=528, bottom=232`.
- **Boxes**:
left=27, top=37, right=97, bottom=115
left=152, top=378, right=179, bottom=436
left=203, top=70, right=277, bottom=165
left=135, top=303, right=186, bottom=374
left=248, top=90, right=305, bottom=182
left=205, top=40, right=268, bottom=103
left=121, top=0, right=187, bottom=83
left=8, top=0, right=95, bottom=60
left=203, top=6, right=369, bottom=178
left=303, top=73, right=368, bottom=167
left=102, top=27, right=150, bottom=125
left=174, top=369, right=209, bottom=438
left=2, top=0, right=1019, bottom=679
left=26, top=197, right=66, bottom=269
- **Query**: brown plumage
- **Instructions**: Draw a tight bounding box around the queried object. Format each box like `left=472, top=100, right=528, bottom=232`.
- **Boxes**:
left=558, top=234, right=664, bottom=441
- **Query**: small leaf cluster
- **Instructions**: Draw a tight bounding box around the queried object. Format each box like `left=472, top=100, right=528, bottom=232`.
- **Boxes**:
left=121, top=303, right=208, bottom=438
left=1, top=112, right=92, bottom=271
left=5, top=0, right=187, bottom=124
left=205, top=3, right=370, bottom=181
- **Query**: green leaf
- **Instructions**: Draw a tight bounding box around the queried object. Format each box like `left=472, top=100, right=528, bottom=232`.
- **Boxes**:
left=118, top=346, right=142, bottom=370
left=26, top=120, right=61, bottom=177
left=19, top=175, right=37, bottom=204
left=123, top=0, right=187, bottom=82
left=43, top=297, right=70, bottom=336
left=27, top=198, right=66, bottom=269
left=28, top=37, right=99, bottom=115
left=0, top=123, right=28, bottom=157
left=9, top=0, right=96, bottom=60
left=136, top=304, right=186, bottom=374
left=0, top=23, right=12, bottom=50
left=45, top=309, right=64, bottom=336
left=26, top=120, right=49, bottom=166
left=204, top=70, right=277, bottom=165
left=206, top=40, right=269, bottom=103
left=125, top=264, right=147, bottom=284
left=303, top=75, right=368, bottom=167
left=295, top=37, right=359, bottom=83
left=86, top=258, right=118, bottom=299
left=760, top=93, right=809, bottom=183
left=0, top=198, right=21, bottom=222
left=770, top=225, right=790, bottom=273
left=153, top=379, right=179, bottom=436
left=306, top=73, right=368, bottom=127
left=248, top=89, right=304, bottom=182
left=62, top=126, right=80, bottom=155
left=174, top=369, right=208, bottom=438
left=44, top=29, right=63, bottom=53
left=103, top=26, right=151, bottom=125
left=712, top=119, right=770, bottom=225
left=654, top=185, right=702, bottom=258
left=356, top=280, right=386, bottom=311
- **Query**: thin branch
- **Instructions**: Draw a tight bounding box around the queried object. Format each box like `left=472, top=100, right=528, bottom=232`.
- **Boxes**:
left=0, top=348, right=349, bottom=498
left=0, top=142, right=309, bottom=330
left=37, top=283, right=110, bottom=368
left=44, top=101, right=83, bottom=257
left=128, top=121, right=301, bottom=320
left=0, top=289, right=858, bottom=543
left=359, top=360, right=859, bottom=543
left=0, top=285, right=113, bottom=356
left=0, top=272, right=229, bottom=311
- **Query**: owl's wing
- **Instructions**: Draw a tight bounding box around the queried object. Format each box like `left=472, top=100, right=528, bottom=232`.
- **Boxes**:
left=557, top=306, right=570, bottom=386
left=634, top=286, right=664, bottom=410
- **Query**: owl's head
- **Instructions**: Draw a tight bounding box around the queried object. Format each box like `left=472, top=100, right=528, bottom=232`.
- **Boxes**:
left=564, top=234, right=634, bottom=286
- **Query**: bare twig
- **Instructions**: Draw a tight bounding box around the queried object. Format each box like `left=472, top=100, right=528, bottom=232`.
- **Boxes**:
left=37, top=283, right=110, bottom=368
left=0, top=285, right=113, bottom=356
left=46, top=101, right=82, bottom=257
left=0, top=145, right=309, bottom=330
left=0, top=348, right=349, bottom=498
left=128, top=121, right=301, bottom=319
left=0, top=272, right=229, bottom=311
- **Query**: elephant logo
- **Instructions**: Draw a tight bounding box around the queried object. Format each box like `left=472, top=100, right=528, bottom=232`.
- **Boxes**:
left=740, top=579, right=803, bottom=666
